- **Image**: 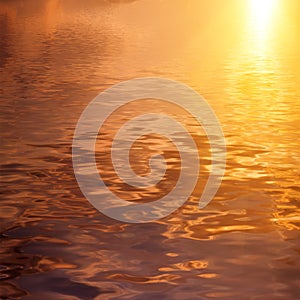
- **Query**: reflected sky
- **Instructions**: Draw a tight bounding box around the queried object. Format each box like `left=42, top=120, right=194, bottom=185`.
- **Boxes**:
left=0, top=0, right=299, bottom=299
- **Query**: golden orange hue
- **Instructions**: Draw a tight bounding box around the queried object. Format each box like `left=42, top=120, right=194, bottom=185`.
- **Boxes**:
left=0, top=0, right=299, bottom=299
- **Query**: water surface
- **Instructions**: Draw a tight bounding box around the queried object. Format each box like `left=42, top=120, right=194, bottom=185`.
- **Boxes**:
left=1, top=0, right=300, bottom=299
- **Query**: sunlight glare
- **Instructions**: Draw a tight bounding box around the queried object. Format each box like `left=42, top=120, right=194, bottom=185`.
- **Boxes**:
left=250, top=0, right=279, bottom=34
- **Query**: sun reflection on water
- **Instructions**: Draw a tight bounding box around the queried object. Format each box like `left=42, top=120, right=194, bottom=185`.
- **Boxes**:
left=0, top=0, right=299, bottom=299
left=248, top=0, right=280, bottom=55
left=249, top=0, right=279, bottom=33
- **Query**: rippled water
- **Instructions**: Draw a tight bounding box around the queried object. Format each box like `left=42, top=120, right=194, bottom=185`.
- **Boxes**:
left=1, top=0, right=300, bottom=299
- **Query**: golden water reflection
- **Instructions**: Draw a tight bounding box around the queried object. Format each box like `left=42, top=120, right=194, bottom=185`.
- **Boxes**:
left=0, top=0, right=299, bottom=299
left=249, top=0, right=279, bottom=36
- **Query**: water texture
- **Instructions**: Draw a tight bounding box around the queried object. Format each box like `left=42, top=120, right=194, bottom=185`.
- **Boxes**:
left=0, top=0, right=299, bottom=299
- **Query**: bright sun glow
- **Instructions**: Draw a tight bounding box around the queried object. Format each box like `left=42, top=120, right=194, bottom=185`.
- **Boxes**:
left=250, top=0, right=279, bottom=33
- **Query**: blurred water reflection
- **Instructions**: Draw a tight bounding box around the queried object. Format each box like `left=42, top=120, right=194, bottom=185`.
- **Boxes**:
left=0, top=0, right=299, bottom=299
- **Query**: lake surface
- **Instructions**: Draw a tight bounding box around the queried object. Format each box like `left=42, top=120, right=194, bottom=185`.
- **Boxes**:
left=0, top=0, right=299, bottom=299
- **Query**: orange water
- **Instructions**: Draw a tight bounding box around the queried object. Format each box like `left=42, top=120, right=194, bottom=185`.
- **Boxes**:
left=1, top=1, right=299, bottom=299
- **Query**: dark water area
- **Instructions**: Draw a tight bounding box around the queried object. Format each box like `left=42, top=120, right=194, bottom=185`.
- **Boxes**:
left=0, top=0, right=300, bottom=299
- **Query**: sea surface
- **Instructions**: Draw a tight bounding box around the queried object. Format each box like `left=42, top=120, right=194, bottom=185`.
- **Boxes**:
left=0, top=0, right=299, bottom=299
